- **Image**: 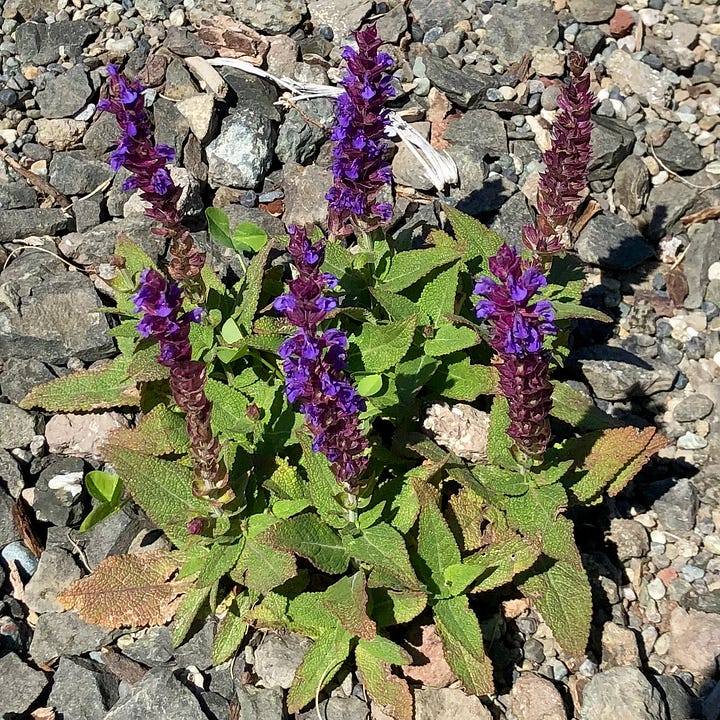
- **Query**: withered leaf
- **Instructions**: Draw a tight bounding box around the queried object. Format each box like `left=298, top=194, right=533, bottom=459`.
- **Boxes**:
left=666, top=265, right=689, bottom=307
left=58, top=551, right=189, bottom=629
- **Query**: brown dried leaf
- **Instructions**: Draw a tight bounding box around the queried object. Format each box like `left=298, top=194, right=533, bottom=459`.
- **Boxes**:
left=403, top=625, right=457, bottom=688
left=681, top=205, right=720, bottom=226
left=571, top=198, right=602, bottom=236
left=8, top=559, right=25, bottom=603
left=57, top=552, right=189, bottom=629
left=198, top=17, right=269, bottom=62
left=12, top=496, right=44, bottom=558
left=426, top=89, right=452, bottom=151
left=665, top=265, right=689, bottom=307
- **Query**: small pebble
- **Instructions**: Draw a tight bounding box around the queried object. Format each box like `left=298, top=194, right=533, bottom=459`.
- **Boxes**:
left=703, top=535, right=720, bottom=555
left=647, top=577, right=666, bottom=600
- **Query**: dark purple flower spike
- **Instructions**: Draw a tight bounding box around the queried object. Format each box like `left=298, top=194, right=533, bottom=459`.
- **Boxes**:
left=326, top=25, right=395, bottom=236
left=522, top=51, right=595, bottom=257
left=474, top=244, right=557, bottom=457
left=274, top=227, right=369, bottom=491
left=99, top=65, right=205, bottom=295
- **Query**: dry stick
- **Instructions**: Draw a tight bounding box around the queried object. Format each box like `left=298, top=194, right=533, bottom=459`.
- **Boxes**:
left=0, top=146, right=72, bottom=209
left=681, top=205, right=720, bottom=226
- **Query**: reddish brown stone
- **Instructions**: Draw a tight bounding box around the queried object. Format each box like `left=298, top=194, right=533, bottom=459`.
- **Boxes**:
left=610, top=8, right=635, bottom=38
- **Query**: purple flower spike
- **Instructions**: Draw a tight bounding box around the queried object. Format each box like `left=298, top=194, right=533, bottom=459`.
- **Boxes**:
left=326, top=24, right=395, bottom=236
left=276, top=227, right=369, bottom=490
left=474, top=244, right=556, bottom=457
left=522, top=51, right=595, bottom=256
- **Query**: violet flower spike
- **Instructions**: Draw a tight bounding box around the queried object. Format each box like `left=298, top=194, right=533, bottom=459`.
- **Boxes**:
left=326, top=24, right=395, bottom=236
left=474, top=244, right=557, bottom=457
left=274, top=227, right=369, bottom=490
left=522, top=51, right=595, bottom=257
left=132, top=269, right=229, bottom=504
left=100, top=65, right=206, bottom=291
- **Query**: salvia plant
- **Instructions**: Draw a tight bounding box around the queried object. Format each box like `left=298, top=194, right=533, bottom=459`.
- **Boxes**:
left=21, top=35, right=665, bottom=719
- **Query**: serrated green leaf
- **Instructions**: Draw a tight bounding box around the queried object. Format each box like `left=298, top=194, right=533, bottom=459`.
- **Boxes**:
left=262, top=514, right=349, bottom=574
left=236, top=240, right=273, bottom=332
left=487, top=395, right=517, bottom=469
left=381, top=247, right=460, bottom=292
left=273, top=498, right=312, bottom=519
left=356, top=374, right=384, bottom=398
left=115, top=240, right=158, bottom=278
left=323, top=571, right=376, bottom=640
left=444, top=205, right=504, bottom=270
left=221, top=317, right=244, bottom=344
left=550, top=381, right=620, bottom=432
left=232, top=221, right=268, bottom=253
left=355, top=315, right=416, bottom=373
left=172, top=586, right=211, bottom=647
left=370, top=286, right=424, bottom=322
left=344, top=524, right=421, bottom=591
left=428, top=354, right=496, bottom=401
left=518, top=556, right=592, bottom=658
left=357, top=635, right=410, bottom=666
left=109, top=404, right=189, bottom=456
left=237, top=540, right=297, bottom=594
left=288, top=591, right=339, bottom=638
left=418, top=261, right=460, bottom=326
left=322, top=241, right=354, bottom=283
left=433, top=595, right=494, bottom=696
left=198, top=539, right=244, bottom=587
left=204, top=378, right=254, bottom=436
left=299, top=435, right=347, bottom=528
left=206, top=207, right=233, bottom=247
left=245, top=591, right=288, bottom=630
left=264, top=457, right=306, bottom=500
left=20, top=356, right=138, bottom=412
left=447, top=488, right=486, bottom=551
left=471, top=465, right=528, bottom=497
left=104, top=449, right=208, bottom=545
left=287, top=624, right=352, bottom=714
left=368, top=588, right=427, bottom=627
left=552, top=301, right=612, bottom=323
left=127, top=343, right=170, bottom=382
left=395, top=354, right=441, bottom=406
left=213, top=596, right=250, bottom=665
left=355, top=641, right=413, bottom=720
left=425, top=324, right=479, bottom=357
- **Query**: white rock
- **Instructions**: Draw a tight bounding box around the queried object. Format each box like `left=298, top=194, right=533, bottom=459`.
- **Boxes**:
left=647, top=577, right=666, bottom=600
left=45, top=412, right=128, bottom=461
left=176, top=93, right=216, bottom=144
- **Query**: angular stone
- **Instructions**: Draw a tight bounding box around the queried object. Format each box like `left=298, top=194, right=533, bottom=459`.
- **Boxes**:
left=282, top=162, right=333, bottom=229
left=25, top=543, right=82, bottom=613
left=669, top=607, right=720, bottom=677
left=30, top=611, right=113, bottom=666
left=488, top=191, right=533, bottom=249
left=673, top=394, right=714, bottom=423
left=306, top=0, right=372, bottom=41
left=0, top=652, right=47, bottom=715
left=581, top=667, right=668, bottom=720
left=36, top=64, right=93, bottom=119
left=609, top=519, right=650, bottom=562
left=35, top=117, right=88, bottom=151
left=589, top=115, right=635, bottom=182
left=232, top=0, right=306, bottom=34
left=235, top=686, right=284, bottom=720
left=614, top=155, right=650, bottom=216
left=424, top=57, right=498, bottom=109
left=0, top=404, right=36, bottom=449
left=275, top=97, right=335, bottom=164
left=0, top=181, right=37, bottom=210
left=33, top=456, right=85, bottom=527
left=16, top=19, right=97, bottom=65
left=164, top=57, right=198, bottom=101
left=0, top=207, right=71, bottom=242
left=49, top=151, right=115, bottom=196
left=415, top=687, right=492, bottom=720
left=376, top=3, right=407, bottom=43
left=104, top=668, right=207, bottom=720
left=654, top=676, right=702, bottom=720
left=652, top=478, right=698, bottom=534
left=683, top=222, right=717, bottom=309
left=572, top=346, right=677, bottom=401
left=652, top=127, right=705, bottom=175
left=601, top=622, right=641, bottom=669
left=409, top=0, right=469, bottom=32
left=83, top=111, right=123, bottom=157
left=482, top=5, right=559, bottom=65
left=165, top=27, right=214, bottom=57
left=120, top=626, right=175, bottom=666
left=605, top=50, right=672, bottom=106
left=48, top=656, right=119, bottom=720
left=444, top=109, right=507, bottom=157
left=644, top=178, right=698, bottom=240
left=568, top=0, right=615, bottom=23
left=254, top=632, right=312, bottom=689
left=176, top=93, right=217, bottom=144
left=508, top=673, right=566, bottom=720
left=575, top=213, right=653, bottom=271
left=45, top=412, right=128, bottom=461
left=152, top=98, right=190, bottom=165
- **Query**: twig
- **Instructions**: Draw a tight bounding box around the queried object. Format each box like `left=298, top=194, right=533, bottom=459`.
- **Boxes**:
left=66, top=529, right=92, bottom=573
left=2, top=245, right=77, bottom=272
left=681, top=205, right=720, bottom=226
left=69, top=177, right=113, bottom=207
left=0, top=146, right=72, bottom=209
left=649, top=144, right=720, bottom=193
left=280, top=97, right=331, bottom=132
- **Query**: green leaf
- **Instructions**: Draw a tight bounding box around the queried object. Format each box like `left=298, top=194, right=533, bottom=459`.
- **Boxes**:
left=518, top=556, right=592, bottom=658
left=213, top=596, right=250, bottom=665
left=550, top=381, right=620, bottom=432
left=425, top=324, right=479, bottom=357
left=552, top=301, right=612, bottom=323
left=299, top=435, right=347, bottom=529
left=236, top=240, right=273, bottom=332
left=262, top=514, right=349, bottom=574
left=127, top=343, right=169, bottom=382
left=355, top=641, right=413, bottom=720
left=205, top=207, right=233, bottom=247
left=322, top=241, right=354, bottom=283
left=355, top=315, right=417, bottom=373
left=197, top=539, right=244, bottom=587
left=356, top=374, right=384, bottom=398
left=172, top=586, right=211, bottom=647
left=85, top=470, right=122, bottom=504
left=471, top=465, right=529, bottom=497
left=205, top=378, right=254, bottom=436
left=344, top=524, right=422, bottom=591
left=368, top=589, right=427, bottom=627
left=108, top=404, right=189, bottom=456
left=78, top=503, right=122, bottom=533
left=20, top=356, right=138, bottom=412
left=288, top=592, right=339, bottom=638
left=487, top=395, right=517, bottom=469
left=380, top=247, right=460, bottom=292
left=273, top=498, right=312, bottom=518
left=370, top=286, right=424, bottom=322
left=428, top=354, right=496, bottom=401
left=264, top=457, right=306, bottom=500
left=323, top=571, right=376, bottom=640
left=443, top=205, right=504, bottom=269
left=237, top=540, right=297, bottom=594
left=395, top=354, right=441, bottom=405
left=232, top=221, right=268, bottom=253
left=220, top=318, right=244, bottom=344
left=433, top=595, right=494, bottom=696
left=104, top=449, right=208, bottom=545
left=357, top=635, right=410, bottom=666
left=418, top=262, right=460, bottom=326
left=287, top=624, right=353, bottom=714
left=115, top=240, right=158, bottom=279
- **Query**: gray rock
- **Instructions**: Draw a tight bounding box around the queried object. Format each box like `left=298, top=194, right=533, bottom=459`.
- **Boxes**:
left=488, top=191, right=534, bottom=249
left=223, top=204, right=287, bottom=238
left=33, top=456, right=86, bottom=527
left=83, top=111, right=124, bottom=157
left=673, top=394, right=714, bottom=423
left=0, top=404, right=36, bottom=449
left=482, top=5, right=559, bottom=65
left=683, top=222, right=717, bottom=309
left=120, top=626, right=175, bottom=666
left=669, top=607, right=720, bottom=678
left=49, top=151, right=115, bottom=196
left=1, top=540, right=39, bottom=579
left=208, top=110, right=277, bottom=188
left=236, top=685, right=285, bottom=720
left=652, top=479, right=698, bottom=534
left=58, top=214, right=164, bottom=267
left=232, top=0, right=306, bottom=34
left=654, top=676, right=702, bottom=720
left=568, top=0, right=616, bottom=23
left=424, top=57, right=498, bottom=109
left=409, top=0, right=469, bottom=32
left=581, top=667, right=668, bottom=720
left=393, top=142, right=436, bottom=191
left=0, top=652, right=48, bottom=715
left=253, top=632, right=312, bottom=689
left=589, top=116, right=636, bottom=182
left=605, top=50, right=672, bottom=106
left=444, top=109, right=507, bottom=157
left=282, top=162, right=333, bottom=229
left=0, top=181, right=37, bottom=210
left=0, top=449, right=24, bottom=498
left=325, top=696, right=369, bottom=720
left=36, top=65, right=93, bottom=119
left=614, top=155, right=650, bottom=216
left=377, top=3, right=407, bottom=43
left=609, top=519, right=650, bottom=562
left=16, top=20, right=97, bottom=65
left=652, top=127, right=705, bottom=175
left=30, top=611, right=113, bottom=665
left=153, top=98, right=190, bottom=165
left=25, top=543, right=82, bottom=613
left=0, top=268, right=114, bottom=365
left=415, top=687, right=493, bottom=720
left=575, top=213, right=654, bottom=271
left=164, top=58, right=198, bottom=101
left=0, top=207, right=71, bottom=241
left=601, top=622, right=641, bottom=669
left=572, top=346, right=677, bottom=401
left=173, top=619, right=215, bottom=670
left=507, top=673, right=566, bottom=720
left=305, top=0, right=372, bottom=41
left=81, top=508, right=139, bottom=569
left=104, top=668, right=207, bottom=720
left=454, top=174, right=517, bottom=216
left=574, top=27, right=606, bottom=59
left=165, top=27, right=214, bottom=57
left=48, top=656, right=119, bottom=720
left=448, top=145, right=488, bottom=193
left=644, top=178, right=698, bottom=240
left=73, top=198, right=104, bottom=233
left=1, top=488, right=20, bottom=547
left=276, top=97, right=334, bottom=164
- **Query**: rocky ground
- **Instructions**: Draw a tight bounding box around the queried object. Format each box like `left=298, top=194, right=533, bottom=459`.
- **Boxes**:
left=1, top=0, right=720, bottom=718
